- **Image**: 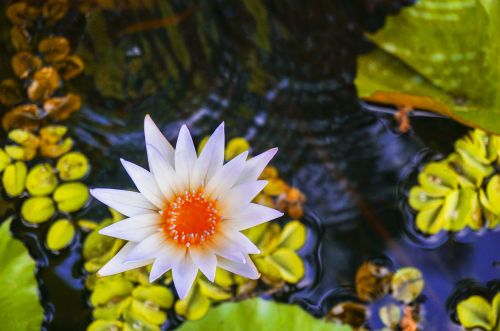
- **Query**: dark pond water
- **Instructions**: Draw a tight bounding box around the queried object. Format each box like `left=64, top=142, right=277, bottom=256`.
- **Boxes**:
left=1, top=1, right=499, bottom=330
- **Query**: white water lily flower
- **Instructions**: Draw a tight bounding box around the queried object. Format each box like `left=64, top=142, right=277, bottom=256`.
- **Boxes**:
left=90, top=115, right=283, bottom=298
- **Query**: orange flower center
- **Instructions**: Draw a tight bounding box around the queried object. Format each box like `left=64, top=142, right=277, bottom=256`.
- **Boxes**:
left=161, top=189, right=221, bottom=247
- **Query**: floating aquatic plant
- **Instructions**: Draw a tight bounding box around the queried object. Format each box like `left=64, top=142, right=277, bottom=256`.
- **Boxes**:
left=0, top=125, right=90, bottom=252
left=0, top=219, right=44, bottom=331
left=409, top=129, right=500, bottom=235
left=327, top=261, right=425, bottom=329
left=91, top=116, right=284, bottom=298
left=2, top=2, right=84, bottom=130
left=177, top=298, right=352, bottom=331
left=83, top=131, right=309, bottom=325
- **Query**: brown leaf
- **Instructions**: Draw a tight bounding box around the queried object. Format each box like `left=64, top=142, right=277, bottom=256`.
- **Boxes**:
left=44, top=94, right=81, bottom=120
left=27, top=67, right=61, bottom=101
left=11, top=52, right=42, bottom=79
left=10, top=26, right=32, bottom=51
left=6, top=2, right=40, bottom=26
left=355, top=261, right=393, bottom=302
left=42, top=0, right=69, bottom=24
left=325, top=301, right=367, bottom=329
left=2, top=104, right=42, bottom=131
left=38, top=37, right=70, bottom=63
left=55, top=55, right=84, bottom=80
left=0, top=80, right=23, bottom=106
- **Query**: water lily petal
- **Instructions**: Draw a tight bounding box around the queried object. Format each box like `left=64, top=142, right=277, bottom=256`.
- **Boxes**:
left=236, top=147, right=278, bottom=185
left=173, top=252, right=198, bottom=299
left=90, top=188, right=156, bottom=217
left=217, top=255, right=259, bottom=279
left=125, top=232, right=166, bottom=263
left=98, top=242, right=153, bottom=276
left=225, top=203, right=284, bottom=230
left=191, top=122, right=224, bottom=188
left=144, top=114, right=174, bottom=168
left=189, top=247, right=217, bottom=282
left=121, top=159, right=164, bottom=209
left=99, top=213, right=161, bottom=242
left=175, top=125, right=197, bottom=191
left=147, top=144, right=180, bottom=199
left=149, top=243, right=184, bottom=282
left=205, top=151, right=248, bottom=199
left=219, top=180, right=268, bottom=214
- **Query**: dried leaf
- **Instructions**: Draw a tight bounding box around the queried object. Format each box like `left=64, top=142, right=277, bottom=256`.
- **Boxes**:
left=12, top=52, right=42, bottom=79
left=355, top=261, right=393, bottom=302
left=2, top=104, right=42, bottom=131
left=10, top=26, right=31, bottom=51
left=55, top=56, right=85, bottom=80
left=43, top=93, right=81, bottom=120
left=42, top=0, right=69, bottom=24
left=6, top=2, right=39, bottom=26
left=0, top=79, right=22, bottom=106
left=38, top=37, right=70, bottom=63
left=27, top=67, right=61, bottom=101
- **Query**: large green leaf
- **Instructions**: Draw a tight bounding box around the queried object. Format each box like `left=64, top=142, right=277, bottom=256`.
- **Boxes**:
left=0, top=219, right=44, bottom=331
left=355, top=0, right=500, bottom=134
left=177, top=298, right=351, bottom=331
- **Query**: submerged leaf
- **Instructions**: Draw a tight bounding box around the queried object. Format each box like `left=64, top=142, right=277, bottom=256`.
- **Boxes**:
left=177, top=298, right=351, bottom=331
left=0, top=219, right=44, bottom=331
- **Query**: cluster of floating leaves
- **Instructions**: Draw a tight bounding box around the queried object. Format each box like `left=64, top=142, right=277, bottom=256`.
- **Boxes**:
left=326, top=261, right=425, bottom=330
left=409, top=129, right=500, bottom=236
left=447, top=280, right=500, bottom=331
left=0, top=125, right=90, bottom=251
left=83, top=139, right=308, bottom=329
left=1, top=1, right=84, bottom=131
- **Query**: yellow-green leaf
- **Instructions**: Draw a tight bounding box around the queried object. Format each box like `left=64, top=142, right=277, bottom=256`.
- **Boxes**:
left=21, top=197, right=55, bottom=223
left=46, top=219, right=75, bottom=251
left=132, top=285, right=174, bottom=309
left=26, top=163, right=58, bottom=196
left=276, top=220, right=306, bottom=251
left=457, top=295, right=493, bottom=330
left=0, top=149, right=11, bottom=172
left=175, top=283, right=211, bottom=321
left=53, top=182, right=89, bottom=212
left=391, top=267, right=424, bottom=304
left=2, top=161, right=27, bottom=197
left=56, top=151, right=90, bottom=181
left=265, top=248, right=305, bottom=284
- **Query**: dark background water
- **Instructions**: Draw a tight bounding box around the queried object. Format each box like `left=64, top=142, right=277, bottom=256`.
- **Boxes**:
left=1, top=1, right=499, bottom=330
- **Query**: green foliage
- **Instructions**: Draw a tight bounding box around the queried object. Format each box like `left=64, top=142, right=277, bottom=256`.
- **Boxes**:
left=0, top=219, right=44, bottom=331
left=456, top=293, right=500, bottom=330
left=177, top=298, right=352, bottom=331
left=409, top=129, right=500, bottom=234
left=355, top=0, right=500, bottom=133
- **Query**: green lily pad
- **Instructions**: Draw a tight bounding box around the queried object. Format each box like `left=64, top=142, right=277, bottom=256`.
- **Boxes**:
left=176, top=298, right=352, bottom=331
left=0, top=219, right=44, bottom=331
left=355, top=0, right=500, bottom=133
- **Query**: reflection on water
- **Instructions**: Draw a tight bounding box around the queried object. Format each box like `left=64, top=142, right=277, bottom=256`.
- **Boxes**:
left=1, top=1, right=498, bottom=330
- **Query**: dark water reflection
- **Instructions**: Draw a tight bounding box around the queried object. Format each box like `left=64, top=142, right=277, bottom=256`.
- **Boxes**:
left=1, top=0, right=499, bottom=330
